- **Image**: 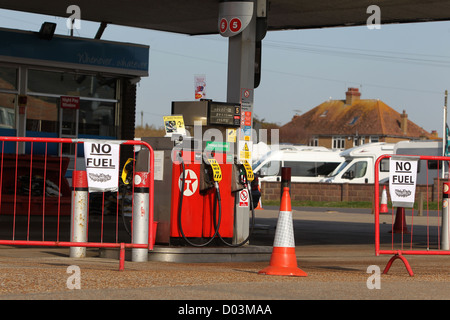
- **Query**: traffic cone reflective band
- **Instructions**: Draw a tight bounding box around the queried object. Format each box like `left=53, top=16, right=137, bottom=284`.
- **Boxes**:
left=258, top=187, right=307, bottom=277
left=380, top=186, right=388, bottom=213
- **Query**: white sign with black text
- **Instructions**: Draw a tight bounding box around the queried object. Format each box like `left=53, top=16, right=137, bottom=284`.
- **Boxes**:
left=389, top=156, right=419, bottom=208
left=84, top=141, right=120, bottom=192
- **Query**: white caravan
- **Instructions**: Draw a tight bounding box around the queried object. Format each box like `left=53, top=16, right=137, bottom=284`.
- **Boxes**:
left=321, top=142, right=395, bottom=184
left=394, top=140, right=443, bottom=184
left=252, top=147, right=344, bottom=183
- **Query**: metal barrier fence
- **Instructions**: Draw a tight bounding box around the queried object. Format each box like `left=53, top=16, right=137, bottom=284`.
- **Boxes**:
left=374, top=154, right=449, bottom=276
left=0, top=136, right=154, bottom=270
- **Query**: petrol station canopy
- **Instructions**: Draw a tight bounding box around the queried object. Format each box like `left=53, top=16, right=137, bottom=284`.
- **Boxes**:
left=1, top=0, right=450, bottom=35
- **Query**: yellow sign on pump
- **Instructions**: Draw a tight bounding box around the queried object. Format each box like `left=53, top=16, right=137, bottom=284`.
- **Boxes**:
left=207, top=158, right=222, bottom=183
left=242, top=160, right=254, bottom=182
left=121, top=158, right=135, bottom=184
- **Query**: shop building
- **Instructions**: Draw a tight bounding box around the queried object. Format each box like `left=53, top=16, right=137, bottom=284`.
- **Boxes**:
left=0, top=27, right=149, bottom=158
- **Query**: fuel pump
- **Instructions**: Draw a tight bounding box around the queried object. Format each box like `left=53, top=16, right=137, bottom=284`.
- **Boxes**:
left=174, top=149, right=224, bottom=247
left=143, top=100, right=255, bottom=247
left=213, top=160, right=256, bottom=247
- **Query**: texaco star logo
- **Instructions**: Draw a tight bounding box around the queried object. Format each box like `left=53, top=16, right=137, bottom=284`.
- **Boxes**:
left=178, top=169, right=198, bottom=196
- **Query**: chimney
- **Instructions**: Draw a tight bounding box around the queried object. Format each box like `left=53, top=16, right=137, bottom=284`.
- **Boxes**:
left=400, top=110, right=408, bottom=135
left=345, top=88, right=361, bottom=105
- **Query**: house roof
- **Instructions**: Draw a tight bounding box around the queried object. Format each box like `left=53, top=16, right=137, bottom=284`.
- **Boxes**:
left=280, top=93, right=433, bottom=140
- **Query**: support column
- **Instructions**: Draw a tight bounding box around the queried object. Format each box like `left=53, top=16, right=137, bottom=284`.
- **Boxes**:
left=224, top=1, right=257, bottom=245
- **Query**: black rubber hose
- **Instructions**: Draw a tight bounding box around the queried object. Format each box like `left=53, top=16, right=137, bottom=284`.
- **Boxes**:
left=213, top=183, right=255, bottom=247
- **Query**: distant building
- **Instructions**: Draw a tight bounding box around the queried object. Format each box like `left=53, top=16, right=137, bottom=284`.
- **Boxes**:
left=280, top=88, right=438, bottom=149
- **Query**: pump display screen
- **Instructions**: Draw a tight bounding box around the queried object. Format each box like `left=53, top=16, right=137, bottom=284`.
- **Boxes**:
left=208, top=103, right=241, bottom=126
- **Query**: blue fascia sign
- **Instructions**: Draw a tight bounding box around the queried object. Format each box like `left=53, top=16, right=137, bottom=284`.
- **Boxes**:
left=0, top=28, right=149, bottom=77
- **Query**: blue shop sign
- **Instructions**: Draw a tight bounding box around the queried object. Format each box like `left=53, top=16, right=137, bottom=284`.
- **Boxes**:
left=0, top=28, right=149, bottom=76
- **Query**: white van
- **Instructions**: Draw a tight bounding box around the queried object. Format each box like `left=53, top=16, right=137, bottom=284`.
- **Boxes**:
left=321, top=142, right=395, bottom=184
left=252, top=148, right=344, bottom=183
left=394, top=140, right=443, bottom=184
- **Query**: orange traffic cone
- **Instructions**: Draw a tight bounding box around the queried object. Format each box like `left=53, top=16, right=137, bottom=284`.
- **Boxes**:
left=380, top=186, right=388, bottom=213
left=258, top=187, right=307, bottom=277
left=255, top=185, right=263, bottom=210
left=390, top=207, right=410, bottom=234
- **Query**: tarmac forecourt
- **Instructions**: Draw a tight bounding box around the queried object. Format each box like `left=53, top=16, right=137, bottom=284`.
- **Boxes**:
left=1, top=206, right=450, bottom=302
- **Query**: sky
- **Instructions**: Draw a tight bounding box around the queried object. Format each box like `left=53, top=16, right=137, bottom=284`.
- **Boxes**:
left=1, top=8, right=450, bottom=135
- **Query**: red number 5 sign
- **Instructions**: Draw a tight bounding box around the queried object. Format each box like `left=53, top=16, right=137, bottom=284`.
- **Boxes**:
left=229, top=18, right=242, bottom=33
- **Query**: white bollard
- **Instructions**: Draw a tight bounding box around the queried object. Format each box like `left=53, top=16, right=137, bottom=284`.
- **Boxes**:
left=70, top=171, right=88, bottom=258
left=132, top=172, right=149, bottom=262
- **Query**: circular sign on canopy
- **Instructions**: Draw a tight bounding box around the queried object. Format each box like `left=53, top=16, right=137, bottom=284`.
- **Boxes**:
left=229, top=18, right=242, bottom=33
left=219, top=18, right=228, bottom=34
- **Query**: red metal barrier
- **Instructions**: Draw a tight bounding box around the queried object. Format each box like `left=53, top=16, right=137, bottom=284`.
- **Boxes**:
left=0, top=136, right=154, bottom=271
left=375, top=154, right=449, bottom=276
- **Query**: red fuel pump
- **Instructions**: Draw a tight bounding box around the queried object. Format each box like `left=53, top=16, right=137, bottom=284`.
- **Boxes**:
left=170, top=147, right=235, bottom=246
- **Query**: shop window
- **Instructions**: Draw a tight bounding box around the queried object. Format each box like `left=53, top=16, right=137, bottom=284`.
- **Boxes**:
left=26, top=96, right=58, bottom=133
left=26, top=69, right=118, bottom=137
left=0, top=66, right=18, bottom=91
left=0, top=66, right=18, bottom=131
left=27, top=69, right=116, bottom=100
left=0, top=93, right=16, bottom=129
left=79, top=100, right=117, bottom=137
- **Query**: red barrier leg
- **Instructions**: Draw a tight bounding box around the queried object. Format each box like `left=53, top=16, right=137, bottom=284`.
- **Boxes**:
left=119, top=243, right=125, bottom=271
left=383, top=254, right=414, bottom=277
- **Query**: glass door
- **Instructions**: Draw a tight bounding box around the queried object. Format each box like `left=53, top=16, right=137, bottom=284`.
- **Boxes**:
left=59, top=106, right=79, bottom=159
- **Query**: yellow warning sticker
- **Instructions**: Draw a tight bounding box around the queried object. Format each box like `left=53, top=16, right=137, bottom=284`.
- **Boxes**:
left=208, top=158, right=222, bottom=183
left=227, top=129, right=236, bottom=143
left=238, top=140, right=252, bottom=161
left=242, top=160, right=254, bottom=182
